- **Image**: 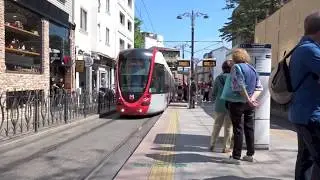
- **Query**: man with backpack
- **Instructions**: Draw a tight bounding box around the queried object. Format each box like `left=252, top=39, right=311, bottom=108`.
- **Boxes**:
left=270, top=12, right=320, bottom=180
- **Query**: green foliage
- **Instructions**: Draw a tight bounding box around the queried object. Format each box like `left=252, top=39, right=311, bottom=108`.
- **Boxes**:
left=134, top=18, right=145, bottom=48
left=219, top=0, right=282, bottom=43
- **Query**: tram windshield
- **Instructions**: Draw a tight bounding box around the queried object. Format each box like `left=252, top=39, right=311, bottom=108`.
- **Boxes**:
left=118, top=52, right=151, bottom=96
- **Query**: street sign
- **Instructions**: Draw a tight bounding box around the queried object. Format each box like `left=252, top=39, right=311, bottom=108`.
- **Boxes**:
left=202, top=59, right=216, bottom=67
left=177, top=60, right=190, bottom=67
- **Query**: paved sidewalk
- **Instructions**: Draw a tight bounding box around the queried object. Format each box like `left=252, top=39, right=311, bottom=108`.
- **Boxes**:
left=115, top=103, right=296, bottom=180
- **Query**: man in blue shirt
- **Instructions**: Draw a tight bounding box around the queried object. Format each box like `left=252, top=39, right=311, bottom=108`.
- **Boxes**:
left=289, top=12, right=320, bottom=180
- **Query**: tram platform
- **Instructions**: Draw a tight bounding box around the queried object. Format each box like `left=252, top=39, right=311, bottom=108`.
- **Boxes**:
left=115, top=102, right=297, bottom=180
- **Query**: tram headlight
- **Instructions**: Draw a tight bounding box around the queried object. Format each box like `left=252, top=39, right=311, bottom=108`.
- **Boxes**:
left=121, top=108, right=125, bottom=112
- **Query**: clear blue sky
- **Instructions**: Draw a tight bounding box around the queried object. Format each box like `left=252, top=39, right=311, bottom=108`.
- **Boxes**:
left=135, top=0, right=233, bottom=60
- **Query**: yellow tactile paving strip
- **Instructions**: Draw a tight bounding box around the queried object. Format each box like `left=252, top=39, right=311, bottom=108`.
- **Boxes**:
left=148, top=109, right=179, bottom=180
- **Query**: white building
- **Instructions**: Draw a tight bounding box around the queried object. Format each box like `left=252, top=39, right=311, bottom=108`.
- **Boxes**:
left=142, top=32, right=164, bottom=49
left=204, top=46, right=231, bottom=80
left=74, top=0, right=134, bottom=94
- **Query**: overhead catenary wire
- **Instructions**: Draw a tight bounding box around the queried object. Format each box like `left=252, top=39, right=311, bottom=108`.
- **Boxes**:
left=140, top=0, right=156, bottom=33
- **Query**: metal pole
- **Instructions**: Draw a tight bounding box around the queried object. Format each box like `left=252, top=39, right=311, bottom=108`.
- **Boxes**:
left=189, top=10, right=195, bottom=109
left=182, top=45, right=185, bottom=85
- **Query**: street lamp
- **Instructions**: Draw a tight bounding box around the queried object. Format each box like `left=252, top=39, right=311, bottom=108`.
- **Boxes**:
left=177, top=10, right=209, bottom=109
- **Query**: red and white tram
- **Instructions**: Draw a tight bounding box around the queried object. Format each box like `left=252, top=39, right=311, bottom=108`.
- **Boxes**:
left=116, top=48, right=175, bottom=116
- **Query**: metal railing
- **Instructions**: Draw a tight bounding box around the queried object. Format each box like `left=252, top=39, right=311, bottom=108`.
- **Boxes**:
left=0, top=89, right=116, bottom=139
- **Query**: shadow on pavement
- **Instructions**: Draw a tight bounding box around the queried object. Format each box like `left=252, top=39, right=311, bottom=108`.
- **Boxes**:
left=145, top=153, right=224, bottom=164
left=199, top=102, right=296, bottom=132
left=152, top=133, right=225, bottom=152
left=203, top=176, right=281, bottom=180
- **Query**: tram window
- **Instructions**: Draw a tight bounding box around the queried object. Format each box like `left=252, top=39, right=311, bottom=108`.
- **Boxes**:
left=150, top=63, right=165, bottom=94
left=118, top=55, right=151, bottom=93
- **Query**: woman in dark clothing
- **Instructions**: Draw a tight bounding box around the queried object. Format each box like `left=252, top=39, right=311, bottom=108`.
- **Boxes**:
left=224, top=48, right=263, bottom=164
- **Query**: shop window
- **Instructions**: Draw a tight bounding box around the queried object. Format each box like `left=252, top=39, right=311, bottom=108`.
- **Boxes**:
left=120, top=12, right=125, bottom=25
left=4, top=1, right=42, bottom=74
left=49, top=22, right=70, bottom=87
left=80, top=8, right=87, bottom=31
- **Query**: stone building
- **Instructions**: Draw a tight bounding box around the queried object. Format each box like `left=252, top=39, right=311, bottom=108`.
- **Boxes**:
left=0, top=0, right=75, bottom=96
left=254, top=0, right=320, bottom=67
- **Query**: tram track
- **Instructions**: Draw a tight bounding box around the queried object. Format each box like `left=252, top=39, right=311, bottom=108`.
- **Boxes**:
left=0, top=112, right=162, bottom=180
left=81, top=114, right=161, bottom=180
left=0, top=114, right=120, bottom=174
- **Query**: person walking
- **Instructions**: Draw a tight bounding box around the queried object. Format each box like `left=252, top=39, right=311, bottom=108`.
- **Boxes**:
left=190, top=77, right=197, bottom=108
left=221, top=48, right=263, bottom=164
left=287, top=12, right=320, bottom=180
left=203, top=83, right=210, bottom=102
left=209, top=60, right=234, bottom=153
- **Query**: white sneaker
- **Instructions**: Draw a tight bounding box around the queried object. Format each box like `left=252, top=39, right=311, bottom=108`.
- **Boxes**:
left=242, top=155, right=254, bottom=162
left=224, top=156, right=241, bottom=165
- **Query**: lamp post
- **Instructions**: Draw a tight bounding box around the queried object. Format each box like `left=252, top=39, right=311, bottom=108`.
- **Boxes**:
left=177, top=10, right=209, bottom=108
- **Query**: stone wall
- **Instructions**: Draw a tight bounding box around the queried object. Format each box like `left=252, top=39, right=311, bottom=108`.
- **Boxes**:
left=254, top=0, right=320, bottom=67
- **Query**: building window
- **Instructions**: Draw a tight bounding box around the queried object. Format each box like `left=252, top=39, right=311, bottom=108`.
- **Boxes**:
left=106, top=0, right=110, bottom=13
left=80, top=8, right=87, bottom=31
left=57, top=0, right=66, bottom=4
left=49, top=22, right=70, bottom=87
left=127, top=44, right=131, bottom=49
left=120, top=39, right=125, bottom=51
left=128, top=0, right=132, bottom=8
left=4, top=0, right=42, bottom=74
left=98, top=23, right=101, bottom=41
left=128, top=20, right=132, bottom=31
left=98, top=0, right=101, bottom=13
left=120, top=12, right=125, bottom=25
left=105, top=27, right=110, bottom=45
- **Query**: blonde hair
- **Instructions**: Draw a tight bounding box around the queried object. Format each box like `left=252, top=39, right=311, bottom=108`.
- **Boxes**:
left=232, top=48, right=251, bottom=63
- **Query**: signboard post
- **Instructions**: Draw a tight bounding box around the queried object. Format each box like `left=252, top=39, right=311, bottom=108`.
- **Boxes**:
left=240, top=43, right=272, bottom=150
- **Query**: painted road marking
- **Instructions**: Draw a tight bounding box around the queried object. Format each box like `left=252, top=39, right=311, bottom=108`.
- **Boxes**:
left=148, top=109, right=180, bottom=180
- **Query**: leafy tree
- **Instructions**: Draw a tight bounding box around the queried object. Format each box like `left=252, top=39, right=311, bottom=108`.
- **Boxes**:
left=134, top=18, right=145, bottom=48
left=219, top=0, right=282, bottom=43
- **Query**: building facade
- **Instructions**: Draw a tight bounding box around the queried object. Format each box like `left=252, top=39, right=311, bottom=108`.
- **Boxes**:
left=0, top=0, right=75, bottom=97
left=74, top=0, right=135, bottom=94
left=199, top=46, right=230, bottom=82
left=254, top=0, right=320, bottom=67
left=142, top=32, right=164, bottom=49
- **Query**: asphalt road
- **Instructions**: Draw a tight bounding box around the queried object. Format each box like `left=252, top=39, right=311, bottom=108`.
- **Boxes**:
left=0, top=113, right=161, bottom=180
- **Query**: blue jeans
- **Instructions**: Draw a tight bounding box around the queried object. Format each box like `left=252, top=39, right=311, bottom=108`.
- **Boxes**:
left=294, top=121, right=320, bottom=180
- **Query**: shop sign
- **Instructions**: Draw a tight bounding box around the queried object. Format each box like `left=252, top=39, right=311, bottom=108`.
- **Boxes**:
left=177, top=60, right=190, bottom=67
left=84, top=56, right=93, bottom=67
left=202, top=59, right=216, bottom=67
left=76, top=60, right=85, bottom=72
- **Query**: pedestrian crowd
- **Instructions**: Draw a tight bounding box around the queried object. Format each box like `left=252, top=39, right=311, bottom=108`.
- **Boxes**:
left=209, top=11, right=320, bottom=180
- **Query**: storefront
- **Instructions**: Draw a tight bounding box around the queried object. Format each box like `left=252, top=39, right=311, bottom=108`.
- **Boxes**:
left=4, top=0, right=42, bottom=73
left=49, top=22, right=72, bottom=91
left=1, top=0, right=74, bottom=94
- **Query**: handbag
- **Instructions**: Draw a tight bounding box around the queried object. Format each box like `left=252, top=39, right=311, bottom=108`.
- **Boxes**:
left=220, top=72, right=247, bottom=103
